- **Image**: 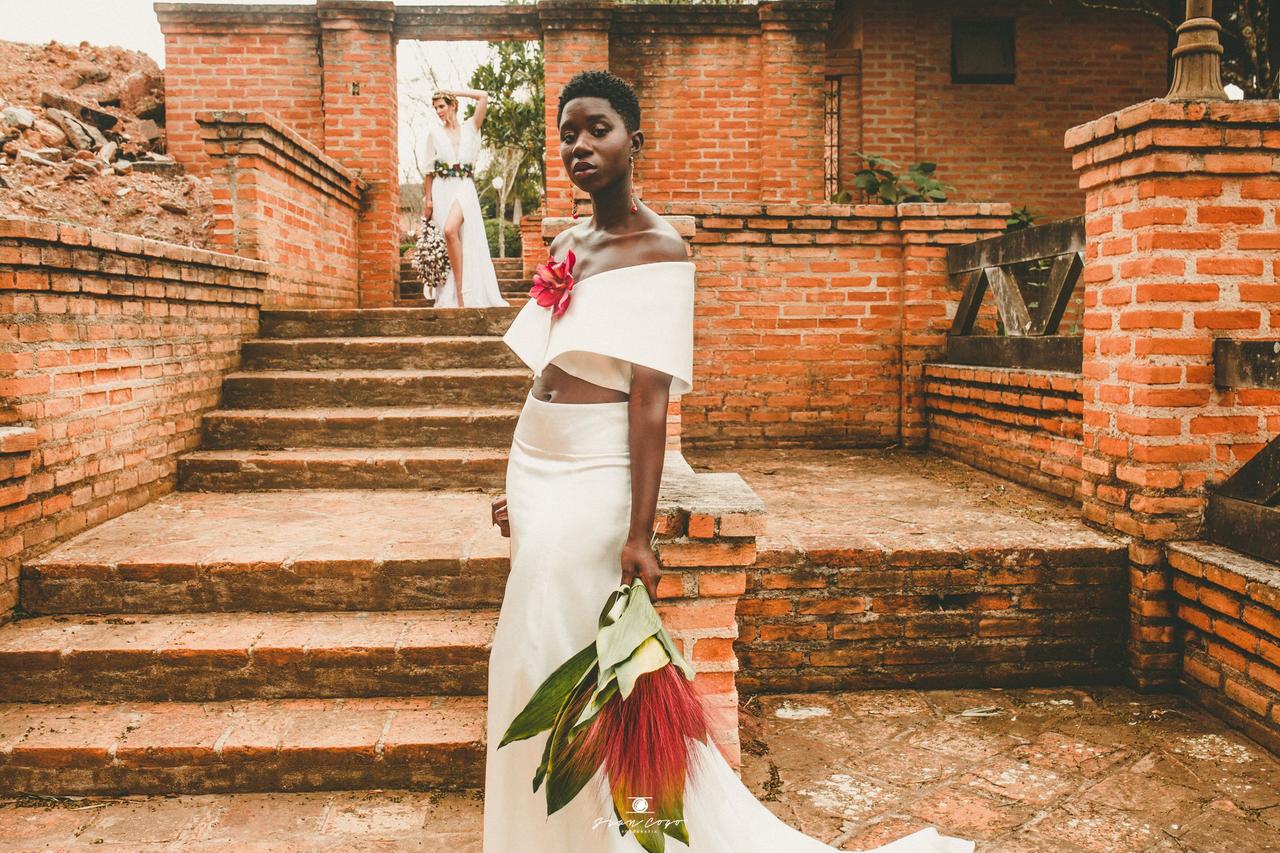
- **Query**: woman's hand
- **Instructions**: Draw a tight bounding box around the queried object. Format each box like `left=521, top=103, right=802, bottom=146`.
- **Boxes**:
left=490, top=495, right=509, bottom=537
left=620, top=534, right=661, bottom=602
left=423, top=202, right=433, bottom=221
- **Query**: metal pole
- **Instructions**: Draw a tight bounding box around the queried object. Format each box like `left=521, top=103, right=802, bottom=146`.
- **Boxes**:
left=1165, top=0, right=1228, bottom=100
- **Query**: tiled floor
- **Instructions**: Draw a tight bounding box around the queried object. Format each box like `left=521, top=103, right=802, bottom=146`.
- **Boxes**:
left=3, top=685, right=1277, bottom=851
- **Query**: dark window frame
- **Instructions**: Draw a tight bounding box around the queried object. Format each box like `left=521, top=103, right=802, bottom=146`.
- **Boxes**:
left=951, top=18, right=1017, bottom=85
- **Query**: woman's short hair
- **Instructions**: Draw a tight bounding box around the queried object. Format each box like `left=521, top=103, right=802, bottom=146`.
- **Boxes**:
left=556, top=70, right=641, bottom=134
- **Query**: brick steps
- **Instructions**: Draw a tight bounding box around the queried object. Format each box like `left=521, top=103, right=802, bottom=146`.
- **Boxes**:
left=0, top=609, right=497, bottom=702
left=21, top=491, right=511, bottom=615
left=201, top=406, right=521, bottom=449
left=0, top=695, right=486, bottom=795
left=260, top=307, right=520, bottom=339
left=178, top=447, right=510, bottom=491
left=241, top=336, right=524, bottom=370
left=220, top=369, right=531, bottom=408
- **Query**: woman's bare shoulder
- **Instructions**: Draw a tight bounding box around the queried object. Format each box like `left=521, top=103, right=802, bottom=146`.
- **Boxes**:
left=632, top=225, right=688, bottom=265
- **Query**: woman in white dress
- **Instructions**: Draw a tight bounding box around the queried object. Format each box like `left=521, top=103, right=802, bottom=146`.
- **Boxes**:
left=485, top=70, right=973, bottom=853
left=420, top=88, right=509, bottom=308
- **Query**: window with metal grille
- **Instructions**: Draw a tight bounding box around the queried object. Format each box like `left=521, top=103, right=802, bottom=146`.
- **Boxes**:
left=824, top=76, right=841, bottom=200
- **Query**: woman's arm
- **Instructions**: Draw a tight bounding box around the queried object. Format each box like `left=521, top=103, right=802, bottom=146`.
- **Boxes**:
left=619, top=365, right=673, bottom=602
left=450, top=88, right=489, bottom=127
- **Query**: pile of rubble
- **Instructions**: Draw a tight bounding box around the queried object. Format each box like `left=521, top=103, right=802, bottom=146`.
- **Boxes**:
left=0, top=40, right=214, bottom=249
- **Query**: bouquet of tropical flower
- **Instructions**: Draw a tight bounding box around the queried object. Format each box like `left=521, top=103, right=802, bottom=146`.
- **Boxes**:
left=411, top=215, right=449, bottom=299
left=499, top=577, right=712, bottom=853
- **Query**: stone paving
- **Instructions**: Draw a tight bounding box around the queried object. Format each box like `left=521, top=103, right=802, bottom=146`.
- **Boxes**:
left=3, top=685, right=1277, bottom=851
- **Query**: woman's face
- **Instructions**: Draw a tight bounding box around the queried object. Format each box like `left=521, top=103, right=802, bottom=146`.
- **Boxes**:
left=559, top=96, right=637, bottom=190
left=432, top=98, right=455, bottom=122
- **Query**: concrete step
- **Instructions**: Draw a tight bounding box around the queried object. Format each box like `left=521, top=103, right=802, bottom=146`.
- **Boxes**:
left=0, top=695, right=485, bottom=795
left=178, top=447, right=509, bottom=491
left=241, top=337, right=525, bottom=371
left=21, top=491, right=510, bottom=614
left=0, top=609, right=497, bottom=702
left=259, top=307, right=520, bottom=339
left=221, top=368, right=531, bottom=409
left=201, top=406, right=521, bottom=449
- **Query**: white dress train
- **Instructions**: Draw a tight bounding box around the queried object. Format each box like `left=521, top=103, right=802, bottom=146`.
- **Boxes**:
left=422, top=115, right=508, bottom=308
left=484, top=262, right=972, bottom=852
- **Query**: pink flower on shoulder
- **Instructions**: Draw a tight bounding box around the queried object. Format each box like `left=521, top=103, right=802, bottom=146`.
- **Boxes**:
left=530, top=249, right=576, bottom=319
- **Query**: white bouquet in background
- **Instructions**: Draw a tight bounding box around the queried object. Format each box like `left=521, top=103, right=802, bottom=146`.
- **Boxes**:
left=411, top=215, right=450, bottom=300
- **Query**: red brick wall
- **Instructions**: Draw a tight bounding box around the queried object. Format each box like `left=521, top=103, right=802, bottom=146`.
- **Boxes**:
left=649, top=201, right=1006, bottom=449
left=736, top=542, right=1127, bottom=693
left=157, top=5, right=324, bottom=177
left=1171, top=542, right=1280, bottom=756
left=925, top=364, right=1084, bottom=502
left=1067, top=99, right=1280, bottom=689
left=318, top=1, right=399, bottom=308
left=199, top=111, right=364, bottom=310
left=542, top=3, right=612, bottom=217
left=857, top=0, right=1169, bottom=220
left=0, top=217, right=267, bottom=623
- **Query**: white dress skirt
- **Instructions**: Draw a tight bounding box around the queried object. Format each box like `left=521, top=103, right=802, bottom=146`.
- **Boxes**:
left=482, top=389, right=974, bottom=853
left=422, top=116, right=508, bottom=308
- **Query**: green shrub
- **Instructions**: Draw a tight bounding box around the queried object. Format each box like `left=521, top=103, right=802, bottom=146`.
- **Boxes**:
left=853, top=153, right=955, bottom=204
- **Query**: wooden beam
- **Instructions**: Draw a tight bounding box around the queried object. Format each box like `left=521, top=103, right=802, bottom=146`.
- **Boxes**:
left=986, top=266, right=1033, bottom=337
left=940, top=336, right=1084, bottom=372
left=948, top=216, right=1085, bottom=275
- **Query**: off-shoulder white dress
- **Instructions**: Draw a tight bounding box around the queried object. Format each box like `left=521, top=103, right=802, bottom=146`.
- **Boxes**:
left=421, top=116, right=508, bottom=308
left=485, top=260, right=972, bottom=853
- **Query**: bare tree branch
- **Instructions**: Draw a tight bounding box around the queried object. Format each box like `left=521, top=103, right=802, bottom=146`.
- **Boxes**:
left=1074, top=0, right=1177, bottom=34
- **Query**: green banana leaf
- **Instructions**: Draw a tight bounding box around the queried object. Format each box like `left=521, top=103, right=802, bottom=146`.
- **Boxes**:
left=500, top=640, right=598, bottom=748
left=544, top=673, right=603, bottom=815
left=659, top=789, right=690, bottom=845
left=611, top=633, right=672, bottom=700
left=596, top=581, right=665, bottom=689
left=570, top=675, right=619, bottom=733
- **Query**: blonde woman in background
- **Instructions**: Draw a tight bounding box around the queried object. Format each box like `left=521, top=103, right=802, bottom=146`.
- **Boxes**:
left=420, top=88, right=509, bottom=308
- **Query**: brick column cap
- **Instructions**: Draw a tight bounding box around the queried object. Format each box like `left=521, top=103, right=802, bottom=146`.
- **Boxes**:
left=317, top=0, right=395, bottom=30
left=538, top=0, right=614, bottom=30
left=758, top=0, right=836, bottom=30
left=154, top=3, right=317, bottom=31
left=1065, top=98, right=1280, bottom=187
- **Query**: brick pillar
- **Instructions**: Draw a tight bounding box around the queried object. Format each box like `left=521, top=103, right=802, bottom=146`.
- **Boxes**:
left=520, top=209, right=544, bottom=281
left=898, top=203, right=1011, bottom=449
left=318, top=0, right=398, bottom=308
left=539, top=0, right=613, bottom=219
left=758, top=0, right=832, bottom=203
left=1066, top=99, right=1280, bottom=690
left=156, top=5, right=324, bottom=179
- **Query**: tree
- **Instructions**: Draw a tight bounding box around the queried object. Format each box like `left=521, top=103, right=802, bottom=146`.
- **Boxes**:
left=466, top=39, right=545, bottom=254
left=1070, top=0, right=1278, bottom=98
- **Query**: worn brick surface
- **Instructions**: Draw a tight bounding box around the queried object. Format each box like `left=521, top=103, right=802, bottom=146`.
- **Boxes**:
left=685, top=448, right=1127, bottom=693
left=0, top=695, right=485, bottom=795
left=0, top=610, right=497, bottom=702
left=924, top=364, right=1084, bottom=503
left=2, top=686, right=1277, bottom=851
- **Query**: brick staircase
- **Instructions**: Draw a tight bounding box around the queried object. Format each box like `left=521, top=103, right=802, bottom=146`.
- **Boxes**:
left=397, top=254, right=527, bottom=304
left=2, top=303, right=535, bottom=796
left=177, top=306, right=527, bottom=491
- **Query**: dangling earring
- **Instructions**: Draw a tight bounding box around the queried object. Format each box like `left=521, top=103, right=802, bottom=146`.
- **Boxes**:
left=571, top=193, right=580, bottom=220
left=629, top=152, right=638, bottom=213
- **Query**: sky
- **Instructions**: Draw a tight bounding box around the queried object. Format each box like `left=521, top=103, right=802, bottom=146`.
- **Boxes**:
left=3, top=0, right=506, bottom=182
